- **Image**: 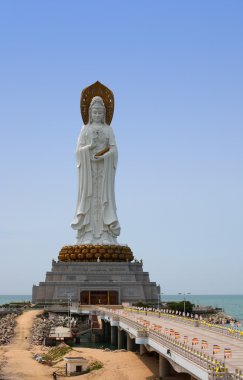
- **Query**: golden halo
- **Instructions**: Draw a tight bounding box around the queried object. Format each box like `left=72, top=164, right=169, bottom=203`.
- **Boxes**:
left=80, top=81, right=114, bottom=125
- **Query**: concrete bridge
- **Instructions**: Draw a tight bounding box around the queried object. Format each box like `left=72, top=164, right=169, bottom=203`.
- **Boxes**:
left=95, top=307, right=243, bottom=380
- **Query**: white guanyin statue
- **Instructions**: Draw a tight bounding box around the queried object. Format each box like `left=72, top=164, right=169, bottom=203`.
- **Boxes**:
left=71, top=86, right=121, bottom=245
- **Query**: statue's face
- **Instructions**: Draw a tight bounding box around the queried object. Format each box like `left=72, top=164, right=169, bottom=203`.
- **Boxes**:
left=91, top=106, right=105, bottom=123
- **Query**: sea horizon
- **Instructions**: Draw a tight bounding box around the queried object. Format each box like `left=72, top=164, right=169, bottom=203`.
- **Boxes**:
left=1, top=294, right=243, bottom=322
left=1, top=293, right=242, bottom=296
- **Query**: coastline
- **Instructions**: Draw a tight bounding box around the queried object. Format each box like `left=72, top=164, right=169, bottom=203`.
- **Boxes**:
left=1, top=294, right=242, bottom=321
left=162, top=294, right=243, bottom=322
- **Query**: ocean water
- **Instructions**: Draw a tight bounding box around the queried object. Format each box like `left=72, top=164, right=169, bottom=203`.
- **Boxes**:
left=0, top=294, right=242, bottom=321
left=162, top=295, right=243, bottom=322
left=0, top=295, right=32, bottom=306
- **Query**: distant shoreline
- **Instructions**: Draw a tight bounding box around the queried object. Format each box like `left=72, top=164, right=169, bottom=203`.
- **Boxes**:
left=1, top=294, right=243, bottom=321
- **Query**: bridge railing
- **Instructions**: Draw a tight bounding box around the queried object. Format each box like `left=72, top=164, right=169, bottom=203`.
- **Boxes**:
left=124, top=308, right=243, bottom=341
left=149, top=328, right=215, bottom=370
left=100, top=310, right=142, bottom=332
left=99, top=309, right=224, bottom=372
left=99, top=308, right=243, bottom=379
left=198, top=323, right=243, bottom=341
left=208, top=369, right=243, bottom=380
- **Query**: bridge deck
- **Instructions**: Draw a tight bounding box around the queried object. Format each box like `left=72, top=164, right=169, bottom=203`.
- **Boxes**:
left=109, top=308, right=243, bottom=374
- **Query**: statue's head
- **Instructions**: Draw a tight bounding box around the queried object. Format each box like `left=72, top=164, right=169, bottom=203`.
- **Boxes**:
left=89, top=96, right=106, bottom=124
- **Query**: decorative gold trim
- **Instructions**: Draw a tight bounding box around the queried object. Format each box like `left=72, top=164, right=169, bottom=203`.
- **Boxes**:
left=80, top=81, right=114, bottom=125
left=95, top=146, right=110, bottom=157
left=58, top=244, right=134, bottom=262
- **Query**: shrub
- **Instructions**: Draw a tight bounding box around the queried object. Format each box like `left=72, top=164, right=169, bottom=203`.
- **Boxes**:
left=89, top=361, right=103, bottom=371
left=42, top=345, right=72, bottom=363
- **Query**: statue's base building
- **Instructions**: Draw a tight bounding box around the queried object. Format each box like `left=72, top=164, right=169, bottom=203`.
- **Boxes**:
left=32, top=245, right=159, bottom=305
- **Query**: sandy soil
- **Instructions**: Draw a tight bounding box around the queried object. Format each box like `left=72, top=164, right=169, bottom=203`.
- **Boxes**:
left=57, top=347, right=159, bottom=380
left=0, top=310, right=54, bottom=379
left=0, top=310, right=160, bottom=380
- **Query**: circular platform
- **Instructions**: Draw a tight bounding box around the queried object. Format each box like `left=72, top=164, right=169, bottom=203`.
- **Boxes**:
left=58, top=244, right=134, bottom=262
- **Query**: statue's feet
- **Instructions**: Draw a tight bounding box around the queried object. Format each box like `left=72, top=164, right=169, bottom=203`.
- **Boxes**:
left=100, top=232, right=118, bottom=245
left=102, top=240, right=111, bottom=245
left=76, top=232, right=92, bottom=245
left=76, top=232, right=119, bottom=245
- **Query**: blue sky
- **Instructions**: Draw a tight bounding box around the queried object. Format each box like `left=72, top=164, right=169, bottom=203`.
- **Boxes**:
left=0, top=0, right=242, bottom=294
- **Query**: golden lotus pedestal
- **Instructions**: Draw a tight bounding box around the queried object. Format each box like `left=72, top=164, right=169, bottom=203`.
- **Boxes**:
left=58, top=244, right=134, bottom=262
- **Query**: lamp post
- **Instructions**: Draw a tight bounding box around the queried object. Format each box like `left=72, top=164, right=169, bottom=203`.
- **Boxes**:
left=67, top=293, right=72, bottom=329
left=178, top=292, right=191, bottom=315
left=157, top=292, right=164, bottom=309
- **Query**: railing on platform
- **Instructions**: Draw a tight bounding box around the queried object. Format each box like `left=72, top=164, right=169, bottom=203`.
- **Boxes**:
left=208, top=369, right=243, bottom=380
left=124, top=307, right=243, bottom=341
left=99, top=308, right=243, bottom=379
left=100, top=309, right=221, bottom=371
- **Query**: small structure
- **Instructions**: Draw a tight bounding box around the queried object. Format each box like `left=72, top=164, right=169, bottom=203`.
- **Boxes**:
left=64, top=357, right=88, bottom=376
left=44, top=327, right=74, bottom=346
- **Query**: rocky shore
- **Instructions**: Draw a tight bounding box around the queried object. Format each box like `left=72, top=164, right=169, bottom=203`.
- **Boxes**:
left=30, top=312, right=78, bottom=345
left=0, top=313, right=18, bottom=345
left=203, top=311, right=236, bottom=324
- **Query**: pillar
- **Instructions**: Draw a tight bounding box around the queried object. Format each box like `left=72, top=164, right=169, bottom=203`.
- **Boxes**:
left=107, top=290, right=110, bottom=305
left=88, top=290, right=91, bottom=305
left=104, top=322, right=111, bottom=342
left=101, top=320, right=106, bottom=340
left=118, top=328, right=126, bottom=349
left=140, top=344, right=147, bottom=356
left=159, top=355, right=170, bottom=378
left=126, top=333, right=134, bottom=351
left=104, top=322, right=108, bottom=341
left=111, top=326, right=118, bottom=346
left=107, top=323, right=111, bottom=343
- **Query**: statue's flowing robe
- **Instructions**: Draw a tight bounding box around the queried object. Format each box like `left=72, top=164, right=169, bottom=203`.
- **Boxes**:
left=71, top=123, right=120, bottom=243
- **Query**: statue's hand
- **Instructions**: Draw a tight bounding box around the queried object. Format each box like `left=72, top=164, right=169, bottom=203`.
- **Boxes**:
left=91, top=155, right=104, bottom=162
left=90, top=139, right=97, bottom=150
left=101, top=151, right=111, bottom=158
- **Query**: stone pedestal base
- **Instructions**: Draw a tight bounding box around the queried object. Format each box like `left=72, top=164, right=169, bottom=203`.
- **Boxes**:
left=32, top=261, right=158, bottom=305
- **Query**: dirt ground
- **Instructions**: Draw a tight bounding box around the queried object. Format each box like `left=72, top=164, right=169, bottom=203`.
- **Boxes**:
left=0, top=310, right=160, bottom=380
left=58, top=347, right=160, bottom=380
left=0, top=310, right=55, bottom=379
